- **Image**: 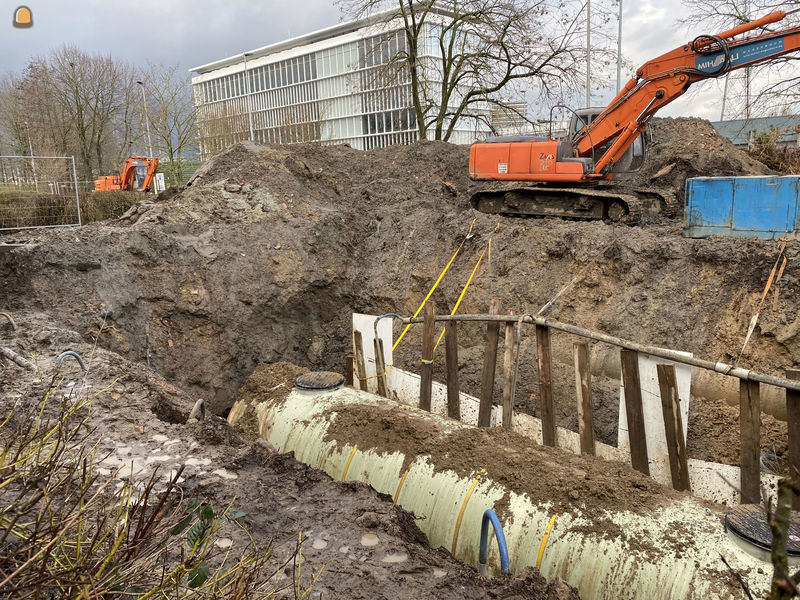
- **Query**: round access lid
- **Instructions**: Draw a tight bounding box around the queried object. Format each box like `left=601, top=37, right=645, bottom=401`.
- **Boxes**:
left=295, top=371, right=345, bottom=391
left=726, top=504, right=800, bottom=555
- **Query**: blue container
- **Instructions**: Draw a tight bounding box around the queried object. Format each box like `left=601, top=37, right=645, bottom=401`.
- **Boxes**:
left=684, top=175, right=800, bottom=239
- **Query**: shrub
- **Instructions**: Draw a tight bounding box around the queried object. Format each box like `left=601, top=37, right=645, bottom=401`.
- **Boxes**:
left=0, top=374, right=321, bottom=598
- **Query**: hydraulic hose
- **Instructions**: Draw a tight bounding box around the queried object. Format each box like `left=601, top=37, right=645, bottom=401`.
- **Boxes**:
left=478, top=509, right=510, bottom=576
left=56, top=350, right=87, bottom=372
left=688, top=34, right=732, bottom=77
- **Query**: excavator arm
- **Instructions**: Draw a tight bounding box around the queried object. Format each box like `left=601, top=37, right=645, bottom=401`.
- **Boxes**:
left=579, top=10, right=800, bottom=176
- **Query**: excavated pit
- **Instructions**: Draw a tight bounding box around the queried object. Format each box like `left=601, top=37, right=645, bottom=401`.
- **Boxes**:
left=0, top=117, right=795, bottom=472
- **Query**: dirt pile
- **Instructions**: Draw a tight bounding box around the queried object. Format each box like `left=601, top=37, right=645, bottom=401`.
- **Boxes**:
left=323, top=401, right=684, bottom=518
left=0, top=311, right=579, bottom=599
left=633, top=117, right=773, bottom=199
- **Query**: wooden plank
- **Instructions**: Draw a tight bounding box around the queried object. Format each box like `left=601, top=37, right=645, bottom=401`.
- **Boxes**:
left=419, top=302, right=436, bottom=412
left=502, top=312, right=516, bottom=430
left=740, top=379, right=761, bottom=505
left=373, top=337, right=388, bottom=398
left=345, top=354, right=354, bottom=387
left=574, top=342, right=595, bottom=455
left=621, top=349, right=650, bottom=476
left=535, top=324, right=556, bottom=446
left=353, top=330, right=368, bottom=392
left=656, top=363, right=691, bottom=492
left=787, top=369, right=800, bottom=510
left=445, top=320, right=461, bottom=420
left=478, top=297, right=502, bottom=427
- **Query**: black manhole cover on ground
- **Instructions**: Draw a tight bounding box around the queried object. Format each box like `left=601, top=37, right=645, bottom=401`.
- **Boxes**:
left=726, top=504, right=800, bottom=555
left=295, top=371, right=345, bottom=391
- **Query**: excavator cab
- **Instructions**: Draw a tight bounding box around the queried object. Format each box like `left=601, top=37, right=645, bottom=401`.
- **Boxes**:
left=568, top=108, right=646, bottom=175
left=131, top=164, right=150, bottom=191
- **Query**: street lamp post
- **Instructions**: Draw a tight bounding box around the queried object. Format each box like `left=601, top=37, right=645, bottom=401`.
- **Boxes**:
left=616, top=0, right=623, bottom=94
left=136, top=80, right=154, bottom=158
left=24, top=120, right=38, bottom=192
left=586, top=0, right=591, bottom=108
left=243, top=52, right=255, bottom=142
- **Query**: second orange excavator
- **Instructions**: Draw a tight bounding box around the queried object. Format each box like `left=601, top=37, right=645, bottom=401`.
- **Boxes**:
left=470, top=9, right=800, bottom=222
left=94, top=156, right=159, bottom=192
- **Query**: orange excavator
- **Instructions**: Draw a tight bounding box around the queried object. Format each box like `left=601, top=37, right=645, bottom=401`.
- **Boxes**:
left=470, top=10, right=800, bottom=222
left=94, top=156, right=159, bottom=192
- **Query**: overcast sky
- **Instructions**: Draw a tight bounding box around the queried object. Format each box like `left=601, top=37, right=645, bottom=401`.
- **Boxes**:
left=2, top=0, right=742, bottom=120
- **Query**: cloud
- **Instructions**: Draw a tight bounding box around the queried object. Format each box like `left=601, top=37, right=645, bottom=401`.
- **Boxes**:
left=1, top=0, right=341, bottom=75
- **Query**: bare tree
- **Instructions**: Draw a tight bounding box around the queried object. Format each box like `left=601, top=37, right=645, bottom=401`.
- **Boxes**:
left=277, top=101, right=322, bottom=144
left=0, top=45, right=139, bottom=180
left=338, top=0, right=618, bottom=141
left=678, top=0, right=800, bottom=117
left=139, top=63, right=198, bottom=185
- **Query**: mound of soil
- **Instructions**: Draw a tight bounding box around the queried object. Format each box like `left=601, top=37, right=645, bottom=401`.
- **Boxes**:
left=323, top=401, right=684, bottom=518
left=633, top=117, right=772, bottom=201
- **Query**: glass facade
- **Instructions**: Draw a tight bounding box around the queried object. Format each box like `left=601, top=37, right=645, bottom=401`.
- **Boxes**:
left=192, top=22, right=488, bottom=158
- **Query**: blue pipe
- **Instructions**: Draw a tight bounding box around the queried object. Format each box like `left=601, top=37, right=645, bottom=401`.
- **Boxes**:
left=478, top=509, right=510, bottom=576
left=56, top=351, right=86, bottom=372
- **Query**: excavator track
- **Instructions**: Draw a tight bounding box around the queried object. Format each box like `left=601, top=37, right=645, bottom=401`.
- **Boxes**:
left=470, top=185, right=677, bottom=225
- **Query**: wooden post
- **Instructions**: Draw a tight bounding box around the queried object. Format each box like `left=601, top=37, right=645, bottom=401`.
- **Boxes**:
left=740, top=379, right=761, bottom=505
left=787, top=369, right=800, bottom=510
left=621, top=349, right=650, bottom=476
left=373, top=337, right=388, bottom=398
left=353, top=330, right=368, bottom=392
left=535, top=325, right=556, bottom=446
left=574, top=342, right=595, bottom=455
left=419, top=302, right=435, bottom=412
left=502, top=312, right=516, bottom=430
left=445, top=321, right=461, bottom=420
left=478, top=297, right=502, bottom=427
left=345, top=354, right=354, bottom=387
left=656, top=364, right=691, bottom=492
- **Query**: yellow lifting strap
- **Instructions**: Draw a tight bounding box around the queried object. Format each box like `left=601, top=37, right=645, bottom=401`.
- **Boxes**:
left=392, top=219, right=477, bottom=351
left=431, top=223, right=500, bottom=354
left=432, top=231, right=496, bottom=353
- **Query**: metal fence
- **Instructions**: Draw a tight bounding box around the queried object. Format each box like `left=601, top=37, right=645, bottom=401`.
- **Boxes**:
left=0, top=155, right=82, bottom=231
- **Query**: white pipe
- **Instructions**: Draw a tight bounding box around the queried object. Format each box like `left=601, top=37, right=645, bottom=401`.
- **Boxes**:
left=252, top=386, right=775, bottom=599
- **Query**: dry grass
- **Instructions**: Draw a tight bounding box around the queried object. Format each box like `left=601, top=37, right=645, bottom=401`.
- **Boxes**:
left=0, top=373, right=322, bottom=599
left=0, top=191, right=141, bottom=229
left=748, top=129, right=800, bottom=174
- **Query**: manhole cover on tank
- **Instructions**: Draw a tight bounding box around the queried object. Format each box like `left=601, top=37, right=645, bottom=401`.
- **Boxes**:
left=726, top=504, right=800, bottom=555
left=295, top=371, right=345, bottom=391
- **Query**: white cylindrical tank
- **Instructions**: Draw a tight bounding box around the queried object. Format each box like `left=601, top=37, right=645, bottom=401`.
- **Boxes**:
left=253, top=386, right=772, bottom=600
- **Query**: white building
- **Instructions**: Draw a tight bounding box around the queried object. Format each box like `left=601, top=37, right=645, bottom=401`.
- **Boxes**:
left=189, top=9, right=491, bottom=159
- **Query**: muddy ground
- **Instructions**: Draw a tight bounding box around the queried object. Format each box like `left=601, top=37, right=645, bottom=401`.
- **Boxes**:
left=0, top=116, right=793, bottom=594
left=1, top=117, right=795, bottom=469
left=0, top=314, right=578, bottom=599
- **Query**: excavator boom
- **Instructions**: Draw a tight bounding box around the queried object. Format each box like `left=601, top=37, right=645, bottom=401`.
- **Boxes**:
left=581, top=10, right=800, bottom=174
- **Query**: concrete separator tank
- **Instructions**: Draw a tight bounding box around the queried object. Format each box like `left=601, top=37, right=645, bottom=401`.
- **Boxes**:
left=253, top=385, right=773, bottom=599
